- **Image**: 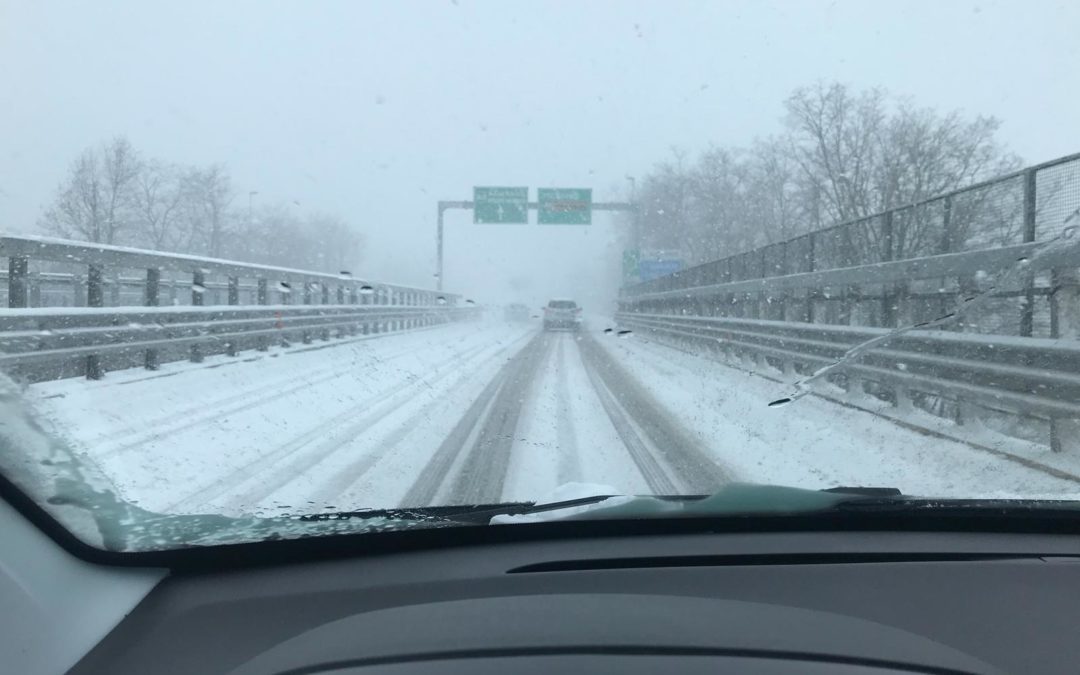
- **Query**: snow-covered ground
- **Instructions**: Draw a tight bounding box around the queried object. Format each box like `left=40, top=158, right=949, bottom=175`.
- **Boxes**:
left=25, top=317, right=1080, bottom=519
left=593, top=326, right=1080, bottom=499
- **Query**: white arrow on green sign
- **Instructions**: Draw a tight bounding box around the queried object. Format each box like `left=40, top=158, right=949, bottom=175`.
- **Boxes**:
left=474, top=186, right=529, bottom=224
left=538, top=188, right=592, bottom=225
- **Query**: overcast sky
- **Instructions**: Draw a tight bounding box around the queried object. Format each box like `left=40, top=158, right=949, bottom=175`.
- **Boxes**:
left=2, top=0, right=1078, bottom=308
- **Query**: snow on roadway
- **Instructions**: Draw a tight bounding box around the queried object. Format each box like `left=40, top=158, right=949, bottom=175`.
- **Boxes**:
left=591, top=323, right=1080, bottom=499
left=501, top=332, right=652, bottom=501
left=27, top=320, right=661, bottom=517
left=28, top=322, right=528, bottom=516
left=26, top=316, right=1080, bottom=519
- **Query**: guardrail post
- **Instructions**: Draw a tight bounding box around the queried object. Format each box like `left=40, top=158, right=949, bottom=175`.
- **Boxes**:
left=109, top=274, right=121, bottom=306
left=1020, top=168, right=1037, bottom=337
left=349, top=286, right=358, bottom=304
left=337, top=286, right=345, bottom=304
left=7, top=255, right=28, bottom=308
left=257, top=278, right=268, bottom=305
left=143, top=268, right=161, bottom=370
left=303, top=281, right=313, bottom=305
left=940, top=196, right=954, bottom=254
left=321, top=283, right=329, bottom=305
left=145, top=268, right=160, bottom=306
left=227, top=276, right=239, bottom=305
left=87, top=265, right=104, bottom=307
left=1050, top=266, right=1080, bottom=452
left=192, top=270, right=205, bottom=306
left=895, top=386, right=914, bottom=414
left=86, top=268, right=105, bottom=381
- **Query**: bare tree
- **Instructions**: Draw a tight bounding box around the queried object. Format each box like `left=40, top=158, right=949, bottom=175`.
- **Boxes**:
left=784, top=83, right=886, bottom=225
left=131, top=160, right=186, bottom=250
left=629, top=82, right=1020, bottom=273
left=305, top=213, right=364, bottom=273
left=182, top=164, right=234, bottom=257
left=40, top=136, right=140, bottom=244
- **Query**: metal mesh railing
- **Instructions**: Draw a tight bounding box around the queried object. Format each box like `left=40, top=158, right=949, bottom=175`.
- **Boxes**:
left=623, top=153, right=1080, bottom=339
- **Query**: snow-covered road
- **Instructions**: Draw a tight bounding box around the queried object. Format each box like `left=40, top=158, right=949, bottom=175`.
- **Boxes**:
left=27, top=319, right=1080, bottom=517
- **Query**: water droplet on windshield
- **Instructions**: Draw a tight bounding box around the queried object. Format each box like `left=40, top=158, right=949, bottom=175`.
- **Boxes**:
left=465, top=299, right=476, bottom=305
left=768, top=397, right=792, bottom=407
left=278, top=281, right=292, bottom=293
left=617, top=330, right=633, bottom=338
left=359, top=285, right=375, bottom=295
left=603, top=328, right=614, bottom=334
left=436, top=296, right=447, bottom=305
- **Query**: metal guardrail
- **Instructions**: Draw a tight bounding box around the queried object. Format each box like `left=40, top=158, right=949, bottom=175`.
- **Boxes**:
left=0, top=235, right=478, bottom=381
left=0, top=305, right=474, bottom=382
left=624, top=152, right=1080, bottom=338
left=0, top=235, right=452, bottom=309
left=615, top=310, right=1080, bottom=454
left=620, top=241, right=1080, bottom=339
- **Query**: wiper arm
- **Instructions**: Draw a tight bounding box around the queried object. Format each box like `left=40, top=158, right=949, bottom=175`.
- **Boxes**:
left=296, top=495, right=706, bottom=526
left=298, top=489, right=902, bottom=526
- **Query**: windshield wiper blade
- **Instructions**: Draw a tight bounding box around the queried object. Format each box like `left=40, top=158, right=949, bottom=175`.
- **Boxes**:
left=296, top=495, right=707, bottom=525
left=821, top=486, right=903, bottom=498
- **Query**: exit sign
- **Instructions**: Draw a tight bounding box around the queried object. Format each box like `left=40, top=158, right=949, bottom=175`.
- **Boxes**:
left=473, top=186, right=528, bottom=224
left=538, top=188, right=592, bottom=225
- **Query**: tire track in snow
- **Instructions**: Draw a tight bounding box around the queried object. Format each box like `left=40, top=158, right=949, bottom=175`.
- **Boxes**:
left=401, top=332, right=551, bottom=506
left=161, top=340, right=496, bottom=513
left=553, top=334, right=583, bottom=485
left=579, top=347, right=678, bottom=494
left=87, top=339, right=451, bottom=459
left=577, top=332, right=732, bottom=494
left=297, top=330, right=538, bottom=508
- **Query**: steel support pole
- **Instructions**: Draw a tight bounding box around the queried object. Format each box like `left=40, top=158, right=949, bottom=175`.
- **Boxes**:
left=436, top=203, right=445, bottom=292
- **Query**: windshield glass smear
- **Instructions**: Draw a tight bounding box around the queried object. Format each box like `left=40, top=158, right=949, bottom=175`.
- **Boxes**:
left=2, top=0, right=1080, bottom=552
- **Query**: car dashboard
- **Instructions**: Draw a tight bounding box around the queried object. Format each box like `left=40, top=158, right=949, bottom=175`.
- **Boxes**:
left=63, top=526, right=1080, bottom=675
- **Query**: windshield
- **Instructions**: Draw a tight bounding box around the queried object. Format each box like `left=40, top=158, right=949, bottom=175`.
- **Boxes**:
left=2, top=0, right=1080, bottom=553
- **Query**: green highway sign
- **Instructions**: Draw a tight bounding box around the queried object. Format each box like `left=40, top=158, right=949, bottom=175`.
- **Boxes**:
left=473, top=186, right=528, bottom=224
left=538, top=188, right=592, bottom=225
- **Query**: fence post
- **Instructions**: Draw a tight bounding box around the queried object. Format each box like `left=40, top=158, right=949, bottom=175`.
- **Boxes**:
left=337, top=286, right=345, bottom=304
left=303, top=281, right=313, bottom=305
left=940, top=196, right=954, bottom=254
left=881, top=211, right=897, bottom=327
left=87, top=265, right=104, bottom=307
left=227, top=276, right=239, bottom=305
left=256, top=283, right=272, bottom=351
left=1049, top=265, right=1080, bottom=452
left=109, top=274, right=121, bottom=306
left=143, top=268, right=161, bottom=370
left=192, top=270, right=205, bottom=306
left=145, top=268, right=160, bottom=306
left=7, top=255, right=28, bottom=308
left=1020, top=168, right=1037, bottom=337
